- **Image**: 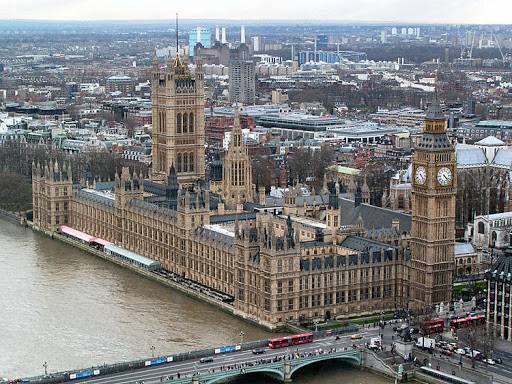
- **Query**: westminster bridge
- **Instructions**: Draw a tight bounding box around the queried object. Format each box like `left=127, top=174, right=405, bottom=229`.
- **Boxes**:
left=22, top=329, right=387, bottom=384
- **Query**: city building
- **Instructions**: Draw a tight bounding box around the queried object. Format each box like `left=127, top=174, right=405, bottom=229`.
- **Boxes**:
left=316, top=35, right=329, bottom=50
left=188, top=27, right=212, bottom=57
left=457, top=120, right=512, bottom=142
left=228, top=60, right=255, bottom=105
left=369, top=108, right=426, bottom=127
left=469, top=212, right=512, bottom=251
left=106, top=75, right=135, bottom=94
left=298, top=50, right=367, bottom=65
left=486, top=247, right=512, bottom=341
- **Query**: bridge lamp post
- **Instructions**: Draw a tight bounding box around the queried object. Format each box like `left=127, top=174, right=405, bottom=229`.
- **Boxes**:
left=240, top=331, right=245, bottom=344
left=150, top=345, right=155, bottom=358
left=43, top=361, right=48, bottom=376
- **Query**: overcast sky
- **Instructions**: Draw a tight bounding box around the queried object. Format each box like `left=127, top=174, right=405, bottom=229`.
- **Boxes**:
left=3, top=0, right=512, bottom=24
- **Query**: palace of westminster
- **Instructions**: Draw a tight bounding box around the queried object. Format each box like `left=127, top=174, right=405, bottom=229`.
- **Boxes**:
left=31, top=53, right=458, bottom=329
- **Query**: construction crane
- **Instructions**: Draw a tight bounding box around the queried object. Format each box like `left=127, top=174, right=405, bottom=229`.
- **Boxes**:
left=492, top=32, right=506, bottom=65
left=460, top=31, right=475, bottom=60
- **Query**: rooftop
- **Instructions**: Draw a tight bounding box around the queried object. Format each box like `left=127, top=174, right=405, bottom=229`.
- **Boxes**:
left=279, top=214, right=326, bottom=230
left=486, top=247, right=512, bottom=283
left=475, top=136, right=506, bottom=146
left=476, top=120, right=512, bottom=129
left=454, top=243, right=476, bottom=256
left=328, top=165, right=361, bottom=176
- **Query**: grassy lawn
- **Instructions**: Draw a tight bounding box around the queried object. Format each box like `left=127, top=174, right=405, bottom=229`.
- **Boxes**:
left=311, top=312, right=395, bottom=330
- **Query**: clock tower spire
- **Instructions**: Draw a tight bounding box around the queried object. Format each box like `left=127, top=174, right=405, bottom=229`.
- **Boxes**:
left=410, top=96, right=456, bottom=312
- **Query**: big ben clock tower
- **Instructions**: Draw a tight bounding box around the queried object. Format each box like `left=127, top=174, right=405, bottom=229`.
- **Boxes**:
left=410, top=98, right=456, bottom=312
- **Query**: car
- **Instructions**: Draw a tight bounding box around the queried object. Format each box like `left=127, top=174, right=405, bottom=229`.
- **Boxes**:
left=350, top=334, right=363, bottom=340
left=252, top=348, right=266, bottom=355
left=483, top=358, right=496, bottom=365
left=455, top=348, right=466, bottom=355
left=200, top=357, right=214, bottom=364
left=494, top=357, right=503, bottom=364
left=441, top=349, right=453, bottom=357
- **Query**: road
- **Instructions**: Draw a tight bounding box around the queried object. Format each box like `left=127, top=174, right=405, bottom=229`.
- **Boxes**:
left=378, top=318, right=512, bottom=383
left=77, top=329, right=381, bottom=384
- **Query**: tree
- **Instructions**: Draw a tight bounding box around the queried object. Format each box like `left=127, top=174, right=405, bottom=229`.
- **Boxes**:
left=123, top=116, right=138, bottom=138
left=0, top=172, right=32, bottom=212
left=287, top=145, right=334, bottom=189
left=251, top=155, right=276, bottom=190
left=287, top=147, right=312, bottom=184
left=458, top=324, right=496, bottom=368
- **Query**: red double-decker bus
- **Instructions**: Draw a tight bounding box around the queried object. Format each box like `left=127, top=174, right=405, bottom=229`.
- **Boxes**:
left=450, top=314, right=485, bottom=330
left=422, top=318, right=445, bottom=334
left=268, top=333, right=314, bottom=349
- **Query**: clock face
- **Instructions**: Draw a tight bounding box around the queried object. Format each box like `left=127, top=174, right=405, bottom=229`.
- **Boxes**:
left=437, top=167, right=452, bottom=186
left=415, top=166, right=427, bottom=185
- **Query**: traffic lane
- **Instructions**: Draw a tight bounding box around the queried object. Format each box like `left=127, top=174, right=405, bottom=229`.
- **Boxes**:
left=79, top=333, right=375, bottom=384
left=429, top=351, right=512, bottom=379
left=132, top=339, right=366, bottom=384
left=80, top=338, right=365, bottom=384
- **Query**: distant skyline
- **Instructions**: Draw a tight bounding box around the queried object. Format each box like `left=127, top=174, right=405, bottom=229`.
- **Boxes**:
left=3, top=0, right=512, bottom=24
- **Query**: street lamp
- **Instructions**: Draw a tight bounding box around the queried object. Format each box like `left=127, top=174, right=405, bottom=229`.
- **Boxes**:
left=150, top=345, right=155, bottom=358
left=43, top=361, right=48, bottom=376
left=240, top=331, right=245, bottom=344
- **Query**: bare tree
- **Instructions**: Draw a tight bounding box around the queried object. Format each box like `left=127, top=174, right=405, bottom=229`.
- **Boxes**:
left=0, top=172, right=32, bottom=212
left=458, top=324, right=495, bottom=368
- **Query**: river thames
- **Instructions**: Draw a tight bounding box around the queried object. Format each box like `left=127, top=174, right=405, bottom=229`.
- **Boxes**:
left=0, top=220, right=391, bottom=383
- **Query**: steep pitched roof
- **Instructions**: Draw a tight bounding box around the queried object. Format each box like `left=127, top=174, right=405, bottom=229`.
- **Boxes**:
left=492, top=148, right=512, bottom=167
left=486, top=247, right=512, bottom=283
left=456, top=147, right=487, bottom=167
left=339, top=197, right=411, bottom=233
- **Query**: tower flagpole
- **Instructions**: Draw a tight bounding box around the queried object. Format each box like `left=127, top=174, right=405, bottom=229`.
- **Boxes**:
left=176, top=13, right=179, bottom=54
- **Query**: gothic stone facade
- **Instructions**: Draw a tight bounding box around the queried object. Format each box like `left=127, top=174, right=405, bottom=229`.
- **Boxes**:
left=33, top=164, right=409, bottom=328
left=410, top=102, right=457, bottom=312
left=151, top=55, right=206, bottom=184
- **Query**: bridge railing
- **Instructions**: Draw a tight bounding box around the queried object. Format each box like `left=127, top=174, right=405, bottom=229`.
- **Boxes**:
left=20, top=326, right=359, bottom=384
left=20, top=340, right=268, bottom=384
left=160, top=348, right=362, bottom=384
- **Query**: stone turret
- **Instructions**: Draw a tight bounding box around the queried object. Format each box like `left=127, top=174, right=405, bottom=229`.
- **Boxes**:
left=258, top=186, right=266, bottom=206
left=115, top=167, right=144, bottom=208
left=361, top=176, right=370, bottom=204
left=32, top=160, right=73, bottom=232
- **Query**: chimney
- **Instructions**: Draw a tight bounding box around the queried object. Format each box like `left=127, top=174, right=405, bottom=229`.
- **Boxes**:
left=258, top=186, right=266, bottom=206
left=221, top=27, right=227, bottom=44
left=240, top=25, right=246, bottom=44
left=215, top=26, right=220, bottom=42
left=392, top=219, right=400, bottom=232
left=196, top=26, right=201, bottom=45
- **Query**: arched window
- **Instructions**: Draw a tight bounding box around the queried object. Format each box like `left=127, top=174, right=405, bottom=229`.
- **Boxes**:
left=177, top=153, right=182, bottom=172
left=176, top=113, right=182, bottom=133
left=183, top=153, right=189, bottom=172
left=189, top=153, right=195, bottom=172
left=478, top=222, right=485, bottom=234
left=183, top=113, right=188, bottom=133
left=189, top=113, right=194, bottom=132
left=491, top=231, right=497, bottom=247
